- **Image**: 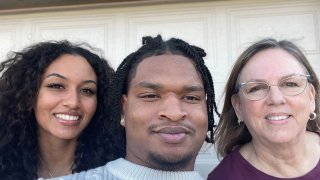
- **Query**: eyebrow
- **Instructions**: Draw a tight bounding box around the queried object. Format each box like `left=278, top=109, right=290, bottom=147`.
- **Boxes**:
left=134, top=81, right=161, bottom=90
left=133, top=81, right=204, bottom=92
left=243, top=73, right=304, bottom=83
left=45, top=73, right=97, bottom=85
left=183, top=85, right=204, bottom=92
left=45, top=73, right=66, bottom=80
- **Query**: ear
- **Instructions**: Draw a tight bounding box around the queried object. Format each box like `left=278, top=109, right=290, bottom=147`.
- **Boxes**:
left=231, top=94, right=243, bottom=121
left=121, top=95, right=128, bottom=117
left=309, top=84, right=316, bottom=112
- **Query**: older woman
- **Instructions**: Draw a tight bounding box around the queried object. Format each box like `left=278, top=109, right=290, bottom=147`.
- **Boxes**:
left=208, top=38, right=320, bottom=179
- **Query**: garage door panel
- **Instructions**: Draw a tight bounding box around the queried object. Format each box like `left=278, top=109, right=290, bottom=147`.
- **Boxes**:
left=126, top=9, right=216, bottom=66
left=228, top=3, right=320, bottom=64
left=0, top=23, right=24, bottom=61
left=31, top=16, right=117, bottom=66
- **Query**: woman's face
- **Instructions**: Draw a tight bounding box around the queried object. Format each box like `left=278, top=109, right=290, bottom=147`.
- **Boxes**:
left=34, top=54, right=97, bottom=141
left=232, top=48, right=316, bottom=145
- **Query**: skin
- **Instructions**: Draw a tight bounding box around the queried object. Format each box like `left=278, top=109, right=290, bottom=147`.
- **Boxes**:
left=34, top=54, right=97, bottom=177
left=232, top=48, right=319, bottom=177
left=122, top=54, right=208, bottom=171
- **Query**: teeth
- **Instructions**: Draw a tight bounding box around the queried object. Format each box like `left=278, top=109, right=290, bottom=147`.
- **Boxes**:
left=55, top=113, right=79, bottom=121
left=266, top=115, right=289, bottom=121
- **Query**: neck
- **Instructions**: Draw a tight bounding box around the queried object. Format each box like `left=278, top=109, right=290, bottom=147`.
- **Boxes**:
left=38, top=155, right=73, bottom=178
left=37, top=132, right=77, bottom=178
left=125, top=151, right=196, bottom=171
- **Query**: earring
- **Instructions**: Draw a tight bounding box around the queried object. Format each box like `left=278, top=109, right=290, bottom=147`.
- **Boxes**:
left=309, top=112, right=317, bottom=120
left=238, top=119, right=243, bottom=125
left=120, top=118, right=125, bottom=127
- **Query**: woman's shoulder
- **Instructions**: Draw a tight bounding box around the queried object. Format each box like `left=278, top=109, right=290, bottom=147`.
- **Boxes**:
left=207, top=146, right=244, bottom=179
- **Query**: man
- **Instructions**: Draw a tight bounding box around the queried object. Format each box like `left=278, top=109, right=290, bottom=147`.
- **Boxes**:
left=52, top=35, right=219, bottom=180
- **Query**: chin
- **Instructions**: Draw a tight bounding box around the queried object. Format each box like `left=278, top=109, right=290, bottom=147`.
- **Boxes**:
left=54, top=132, right=80, bottom=140
left=148, top=151, right=195, bottom=171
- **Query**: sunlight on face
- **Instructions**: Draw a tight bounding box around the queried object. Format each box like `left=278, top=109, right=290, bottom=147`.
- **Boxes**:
left=123, top=54, right=208, bottom=171
left=35, top=54, right=97, bottom=142
left=232, top=48, right=315, bottom=145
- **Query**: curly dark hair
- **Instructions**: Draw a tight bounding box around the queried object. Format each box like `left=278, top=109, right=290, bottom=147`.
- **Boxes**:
left=109, top=35, right=220, bottom=156
left=0, top=40, right=120, bottom=179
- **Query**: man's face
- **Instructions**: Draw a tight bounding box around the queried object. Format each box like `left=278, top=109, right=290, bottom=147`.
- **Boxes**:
left=122, top=54, right=208, bottom=171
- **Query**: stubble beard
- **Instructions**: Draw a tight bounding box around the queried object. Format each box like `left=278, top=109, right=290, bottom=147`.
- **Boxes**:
left=147, top=151, right=195, bottom=171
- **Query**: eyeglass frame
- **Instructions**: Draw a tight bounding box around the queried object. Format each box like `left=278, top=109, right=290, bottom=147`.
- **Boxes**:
left=233, top=74, right=313, bottom=101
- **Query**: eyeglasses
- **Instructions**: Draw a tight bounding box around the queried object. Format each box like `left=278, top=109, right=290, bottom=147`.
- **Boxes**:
left=234, top=74, right=312, bottom=101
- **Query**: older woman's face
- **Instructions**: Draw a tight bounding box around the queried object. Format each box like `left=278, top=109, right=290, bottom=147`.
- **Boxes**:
left=232, top=48, right=315, bottom=145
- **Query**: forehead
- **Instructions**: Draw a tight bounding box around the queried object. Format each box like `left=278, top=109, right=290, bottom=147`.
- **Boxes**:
left=130, top=54, right=203, bottom=87
left=44, top=54, right=96, bottom=78
left=239, top=48, right=306, bottom=81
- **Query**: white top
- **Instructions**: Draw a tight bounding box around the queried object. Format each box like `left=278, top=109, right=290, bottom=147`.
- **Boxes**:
left=46, top=158, right=204, bottom=180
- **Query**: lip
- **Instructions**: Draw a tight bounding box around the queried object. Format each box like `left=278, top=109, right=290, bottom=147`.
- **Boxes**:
left=153, top=126, right=190, bottom=144
left=54, top=112, right=82, bottom=126
left=265, top=113, right=291, bottom=124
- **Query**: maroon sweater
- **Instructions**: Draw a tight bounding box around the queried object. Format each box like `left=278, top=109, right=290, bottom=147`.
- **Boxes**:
left=208, top=146, right=320, bottom=180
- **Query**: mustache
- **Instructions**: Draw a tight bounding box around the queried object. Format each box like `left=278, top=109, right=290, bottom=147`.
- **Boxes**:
left=148, top=123, right=196, bottom=134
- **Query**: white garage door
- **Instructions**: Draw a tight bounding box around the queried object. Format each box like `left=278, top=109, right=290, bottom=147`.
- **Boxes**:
left=0, top=0, right=319, bottom=178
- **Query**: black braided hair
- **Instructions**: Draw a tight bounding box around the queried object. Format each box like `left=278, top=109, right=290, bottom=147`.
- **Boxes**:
left=110, top=35, right=219, bottom=154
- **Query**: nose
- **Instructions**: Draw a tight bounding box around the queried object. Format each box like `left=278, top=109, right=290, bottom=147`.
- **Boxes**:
left=265, top=86, right=286, bottom=105
left=62, top=90, right=80, bottom=109
left=158, top=95, right=187, bottom=122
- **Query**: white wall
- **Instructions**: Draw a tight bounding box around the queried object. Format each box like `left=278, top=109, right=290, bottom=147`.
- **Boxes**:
left=0, top=0, right=319, bottom=178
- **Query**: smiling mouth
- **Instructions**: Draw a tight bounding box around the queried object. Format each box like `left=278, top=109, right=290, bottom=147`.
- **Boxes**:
left=54, top=113, right=80, bottom=121
left=266, top=115, right=290, bottom=121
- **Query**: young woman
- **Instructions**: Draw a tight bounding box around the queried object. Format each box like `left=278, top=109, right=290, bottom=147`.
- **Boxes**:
left=0, top=41, right=121, bottom=179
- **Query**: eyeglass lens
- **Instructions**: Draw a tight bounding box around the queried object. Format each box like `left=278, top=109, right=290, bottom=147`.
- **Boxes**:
left=242, top=75, right=308, bottom=100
